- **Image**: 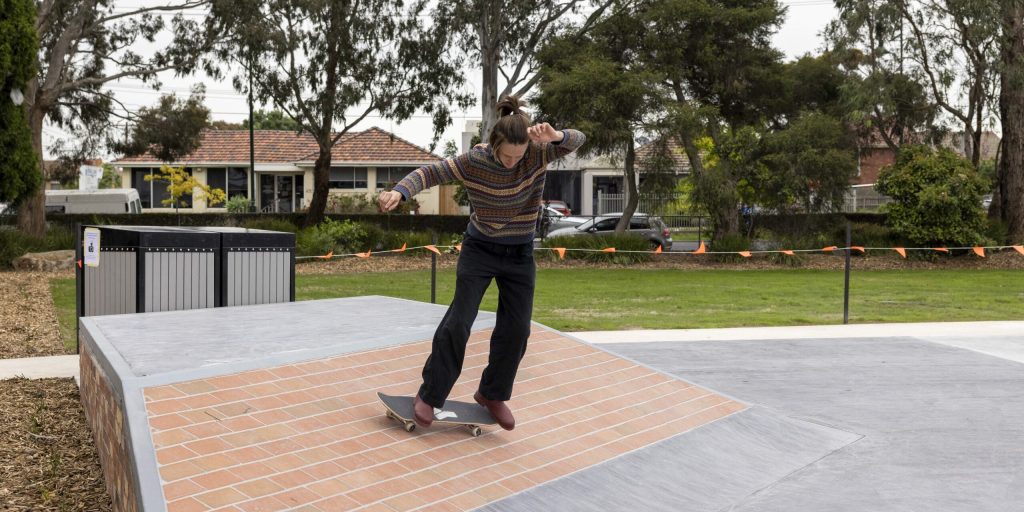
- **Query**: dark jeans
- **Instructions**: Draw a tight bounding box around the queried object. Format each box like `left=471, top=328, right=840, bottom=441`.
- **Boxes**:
left=418, top=235, right=536, bottom=408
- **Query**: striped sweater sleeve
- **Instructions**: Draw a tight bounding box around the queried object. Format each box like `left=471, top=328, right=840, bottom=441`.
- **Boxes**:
left=542, top=129, right=587, bottom=165
left=392, top=153, right=467, bottom=200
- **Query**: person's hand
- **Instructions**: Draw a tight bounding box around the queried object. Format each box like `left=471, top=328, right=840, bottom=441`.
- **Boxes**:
left=527, top=123, right=564, bottom=144
left=378, top=190, right=403, bottom=212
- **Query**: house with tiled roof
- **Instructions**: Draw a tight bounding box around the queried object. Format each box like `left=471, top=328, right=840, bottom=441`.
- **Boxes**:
left=112, top=127, right=459, bottom=214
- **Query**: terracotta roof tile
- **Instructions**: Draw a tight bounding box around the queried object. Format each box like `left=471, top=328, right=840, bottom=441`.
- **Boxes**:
left=636, top=137, right=691, bottom=173
left=113, top=127, right=438, bottom=165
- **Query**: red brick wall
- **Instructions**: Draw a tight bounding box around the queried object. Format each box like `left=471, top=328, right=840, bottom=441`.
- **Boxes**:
left=856, top=147, right=897, bottom=185
left=80, top=343, right=141, bottom=512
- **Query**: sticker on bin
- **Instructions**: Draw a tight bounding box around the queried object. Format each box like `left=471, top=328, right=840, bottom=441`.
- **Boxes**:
left=83, top=228, right=100, bottom=267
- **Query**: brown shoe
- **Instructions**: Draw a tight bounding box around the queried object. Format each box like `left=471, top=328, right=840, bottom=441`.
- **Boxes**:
left=474, top=391, right=515, bottom=430
left=413, top=394, right=434, bottom=428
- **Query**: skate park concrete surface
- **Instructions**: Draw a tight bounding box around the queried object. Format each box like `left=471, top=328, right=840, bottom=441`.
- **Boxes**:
left=77, top=296, right=1023, bottom=511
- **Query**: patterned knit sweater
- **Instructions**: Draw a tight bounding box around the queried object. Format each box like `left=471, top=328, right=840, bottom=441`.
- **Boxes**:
left=394, top=129, right=586, bottom=244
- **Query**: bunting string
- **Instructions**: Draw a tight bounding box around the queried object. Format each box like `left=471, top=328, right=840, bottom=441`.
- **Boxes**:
left=293, top=241, right=1024, bottom=261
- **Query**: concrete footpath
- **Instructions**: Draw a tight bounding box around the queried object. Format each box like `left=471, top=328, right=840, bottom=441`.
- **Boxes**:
left=0, top=355, right=79, bottom=381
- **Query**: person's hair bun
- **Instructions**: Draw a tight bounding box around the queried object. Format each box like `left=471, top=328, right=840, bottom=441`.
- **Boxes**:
left=496, top=95, right=526, bottom=117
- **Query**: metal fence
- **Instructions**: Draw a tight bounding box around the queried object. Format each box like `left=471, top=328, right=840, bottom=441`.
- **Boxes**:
left=596, top=192, right=685, bottom=216
left=843, top=185, right=893, bottom=213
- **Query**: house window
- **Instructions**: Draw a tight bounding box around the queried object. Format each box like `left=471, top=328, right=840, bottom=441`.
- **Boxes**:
left=376, top=167, right=415, bottom=189
left=329, top=167, right=368, bottom=189
left=131, top=168, right=192, bottom=208
left=206, top=167, right=250, bottom=205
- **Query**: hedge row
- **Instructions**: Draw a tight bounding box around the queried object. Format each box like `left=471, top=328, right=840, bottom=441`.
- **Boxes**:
left=37, top=212, right=473, bottom=234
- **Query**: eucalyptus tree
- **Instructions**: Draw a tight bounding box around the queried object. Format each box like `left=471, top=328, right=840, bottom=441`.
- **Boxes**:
left=209, top=0, right=473, bottom=226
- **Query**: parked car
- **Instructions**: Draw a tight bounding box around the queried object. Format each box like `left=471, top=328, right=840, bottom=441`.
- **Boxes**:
left=544, top=199, right=572, bottom=216
left=546, top=213, right=673, bottom=250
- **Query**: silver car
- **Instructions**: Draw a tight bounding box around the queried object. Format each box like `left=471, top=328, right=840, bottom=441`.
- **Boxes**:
left=546, top=213, right=673, bottom=250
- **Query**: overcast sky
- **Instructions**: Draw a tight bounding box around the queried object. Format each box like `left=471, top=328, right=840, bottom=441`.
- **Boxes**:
left=42, top=0, right=839, bottom=159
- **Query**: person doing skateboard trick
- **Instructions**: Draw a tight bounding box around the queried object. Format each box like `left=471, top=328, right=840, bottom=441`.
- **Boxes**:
left=377, top=95, right=586, bottom=430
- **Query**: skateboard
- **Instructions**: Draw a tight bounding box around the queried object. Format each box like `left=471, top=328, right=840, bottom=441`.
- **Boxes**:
left=377, top=392, right=497, bottom=437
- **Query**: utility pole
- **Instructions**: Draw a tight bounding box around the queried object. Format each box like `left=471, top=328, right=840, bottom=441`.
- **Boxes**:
left=248, top=55, right=256, bottom=212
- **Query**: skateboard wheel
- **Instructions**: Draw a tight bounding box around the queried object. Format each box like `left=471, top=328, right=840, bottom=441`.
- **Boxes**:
left=470, top=426, right=482, bottom=437
left=404, top=421, right=416, bottom=433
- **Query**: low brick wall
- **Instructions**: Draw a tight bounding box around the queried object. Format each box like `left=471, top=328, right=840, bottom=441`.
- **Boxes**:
left=80, top=342, right=141, bottom=512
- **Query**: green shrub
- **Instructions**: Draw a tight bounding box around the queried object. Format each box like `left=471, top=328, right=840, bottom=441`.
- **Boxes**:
left=875, top=145, right=989, bottom=246
left=327, top=193, right=377, bottom=214
left=240, top=217, right=299, bottom=233
left=358, top=222, right=386, bottom=251
left=541, top=233, right=654, bottom=264
left=295, top=218, right=368, bottom=257
left=226, top=195, right=251, bottom=213
left=710, top=233, right=750, bottom=263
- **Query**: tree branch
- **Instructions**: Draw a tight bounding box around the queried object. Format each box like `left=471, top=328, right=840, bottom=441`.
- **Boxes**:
left=96, top=1, right=209, bottom=25
left=898, top=1, right=972, bottom=126
left=60, top=65, right=178, bottom=94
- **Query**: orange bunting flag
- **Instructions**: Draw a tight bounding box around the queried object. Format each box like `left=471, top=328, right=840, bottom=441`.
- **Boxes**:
left=933, top=247, right=949, bottom=253
left=654, top=245, right=662, bottom=254
left=553, top=247, right=566, bottom=260
left=320, top=251, right=334, bottom=260
left=455, top=244, right=462, bottom=252
left=851, top=246, right=865, bottom=253
left=894, top=247, right=906, bottom=259
left=822, top=246, right=838, bottom=252
left=693, top=241, right=706, bottom=254
left=1013, top=245, right=1024, bottom=255
left=425, top=245, right=442, bottom=255
left=739, top=251, right=752, bottom=258
left=973, top=246, right=986, bottom=258
left=355, top=250, right=371, bottom=258
left=77, top=259, right=83, bottom=268
left=398, top=242, right=407, bottom=253
left=601, top=247, right=616, bottom=253
left=782, top=250, right=795, bottom=256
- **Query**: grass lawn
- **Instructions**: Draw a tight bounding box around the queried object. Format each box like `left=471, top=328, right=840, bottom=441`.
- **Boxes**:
left=294, top=268, right=1024, bottom=331
left=51, top=268, right=1023, bottom=336
left=49, top=278, right=77, bottom=352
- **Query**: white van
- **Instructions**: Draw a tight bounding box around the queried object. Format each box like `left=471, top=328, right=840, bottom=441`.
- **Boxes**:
left=45, top=189, right=143, bottom=214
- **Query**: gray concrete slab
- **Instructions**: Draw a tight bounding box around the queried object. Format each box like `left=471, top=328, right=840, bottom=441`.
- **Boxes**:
left=85, top=295, right=495, bottom=379
left=479, top=406, right=860, bottom=512
left=0, top=355, right=79, bottom=380
left=587, top=336, right=1024, bottom=511
left=917, top=335, right=1024, bottom=365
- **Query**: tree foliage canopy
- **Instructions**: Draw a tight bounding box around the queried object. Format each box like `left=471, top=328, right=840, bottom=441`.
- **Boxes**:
left=0, top=0, right=40, bottom=204
left=209, top=0, right=472, bottom=225
left=113, top=86, right=210, bottom=163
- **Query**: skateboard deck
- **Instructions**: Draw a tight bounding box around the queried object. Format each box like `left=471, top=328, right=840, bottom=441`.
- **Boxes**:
left=377, top=392, right=497, bottom=437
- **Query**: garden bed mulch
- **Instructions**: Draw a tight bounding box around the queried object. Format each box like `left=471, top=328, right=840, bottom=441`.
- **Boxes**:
left=0, top=377, right=110, bottom=512
left=0, top=271, right=69, bottom=360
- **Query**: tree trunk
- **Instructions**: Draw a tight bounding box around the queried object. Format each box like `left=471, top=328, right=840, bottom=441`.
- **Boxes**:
left=17, top=105, right=47, bottom=238
left=304, top=145, right=332, bottom=228
left=478, top=1, right=501, bottom=144
left=480, top=43, right=499, bottom=144
left=1000, top=0, right=1024, bottom=243
left=616, top=138, right=639, bottom=234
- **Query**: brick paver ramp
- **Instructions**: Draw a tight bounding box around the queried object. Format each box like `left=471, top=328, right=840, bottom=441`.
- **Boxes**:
left=145, top=326, right=745, bottom=511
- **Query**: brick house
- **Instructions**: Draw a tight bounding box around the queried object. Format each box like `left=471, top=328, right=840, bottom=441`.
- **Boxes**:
left=847, top=131, right=1001, bottom=211
left=112, top=127, right=461, bottom=214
